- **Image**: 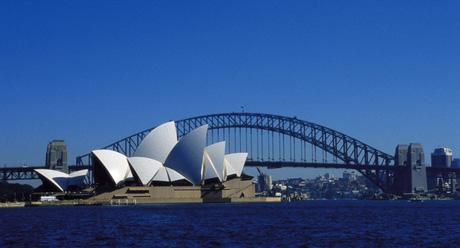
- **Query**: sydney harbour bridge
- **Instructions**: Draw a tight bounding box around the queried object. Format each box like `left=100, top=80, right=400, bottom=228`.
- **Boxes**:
left=2, top=112, right=459, bottom=195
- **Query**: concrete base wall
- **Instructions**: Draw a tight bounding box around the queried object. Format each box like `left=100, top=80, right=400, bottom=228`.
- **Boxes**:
left=201, top=178, right=255, bottom=202
left=90, top=186, right=202, bottom=203
left=87, top=178, right=260, bottom=205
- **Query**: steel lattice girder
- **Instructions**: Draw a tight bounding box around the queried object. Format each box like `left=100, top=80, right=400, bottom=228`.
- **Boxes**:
left=76, top=112, right=394, bottom=167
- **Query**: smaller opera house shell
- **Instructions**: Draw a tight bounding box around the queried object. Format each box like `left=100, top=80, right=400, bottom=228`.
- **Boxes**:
left=34, top=169, right=88, bottom=192
left=88, top=121, right=255, bottom=202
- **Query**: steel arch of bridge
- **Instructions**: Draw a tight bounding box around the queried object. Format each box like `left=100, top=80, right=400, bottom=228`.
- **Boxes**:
left=76, top=113, right=396, bottom=192
left=76, top=112, right=394, bottom=167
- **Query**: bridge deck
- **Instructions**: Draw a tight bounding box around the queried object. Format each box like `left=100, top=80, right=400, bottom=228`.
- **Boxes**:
left=2, top=163, right=459, bottom=181
left=246, top=161, right=460, bottom=173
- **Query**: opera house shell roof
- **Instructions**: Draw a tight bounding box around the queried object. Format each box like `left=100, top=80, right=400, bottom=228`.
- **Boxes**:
left=91, top=121, right=248, bottom=189
left=34, top=169, right=89, bottom=192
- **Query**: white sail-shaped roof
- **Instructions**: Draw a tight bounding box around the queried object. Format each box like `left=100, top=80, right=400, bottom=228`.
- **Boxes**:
left=34, top=169, right=88, bottom=192
left=224, top=153, right=248, bottom=179
left=133, top=121, right=178, bottom=164
left=152, top=167, right=170, bottom=182
left=164, top=125, right=208, bottom=185
left=203, top=142, right=225, bottom=181
left=203, top=155, right=218, bottom=181
left=166, top=167, right=188, bottom=182
left=69, top=170, right=89, bottom=178
left=128, top=157, right=162, bottom=186
left=35, top=169, right=67, bottom=192
left=224, top=158, right=237, bottom=180
left=66, top=169, right=88, bottom=189
left=92, top=150, right=133, bottom=186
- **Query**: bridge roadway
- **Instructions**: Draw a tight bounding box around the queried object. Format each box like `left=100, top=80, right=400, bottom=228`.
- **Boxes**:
left=247, top=161, right=460, bottom=173
left=2, top=162, right=459, bottom=181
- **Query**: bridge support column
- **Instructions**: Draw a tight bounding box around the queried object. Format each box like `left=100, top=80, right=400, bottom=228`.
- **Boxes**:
left=392, top=144, right=427, bottom=195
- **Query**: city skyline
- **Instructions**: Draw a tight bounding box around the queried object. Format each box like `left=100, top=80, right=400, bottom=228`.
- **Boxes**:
left=1, top=1, right=459, bottom=180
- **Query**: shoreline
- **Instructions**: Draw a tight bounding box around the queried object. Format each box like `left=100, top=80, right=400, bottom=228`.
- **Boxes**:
left=3, top=197, right=460, bottom=209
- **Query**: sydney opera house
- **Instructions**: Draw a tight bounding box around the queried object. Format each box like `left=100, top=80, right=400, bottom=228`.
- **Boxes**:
left=34, top=121, right=258, bottom=203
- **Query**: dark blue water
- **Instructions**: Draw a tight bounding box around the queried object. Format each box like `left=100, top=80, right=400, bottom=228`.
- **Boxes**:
left=1, top=201, right=460, bottom=247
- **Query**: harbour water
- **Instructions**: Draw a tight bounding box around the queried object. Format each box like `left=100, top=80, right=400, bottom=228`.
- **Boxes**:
left=1, top=200, right=460, bottom=247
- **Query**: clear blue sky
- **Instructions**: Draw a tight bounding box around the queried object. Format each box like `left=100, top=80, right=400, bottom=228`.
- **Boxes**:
left=1, top=1, right=459, bottom=180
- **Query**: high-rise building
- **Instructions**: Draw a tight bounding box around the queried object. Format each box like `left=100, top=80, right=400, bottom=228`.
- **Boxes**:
left=265, top=174, right=273, bottom=191
left=408, top=143, right=427, bottom=193
left=395, top=145, right=409, bottom=166
left=45, top=140, right=68, bottom=173
left=257, top=174, right=272, bottom=193
left=394, top=143, right=428, bottom=194
left=431, top=148, right=453, bottom=168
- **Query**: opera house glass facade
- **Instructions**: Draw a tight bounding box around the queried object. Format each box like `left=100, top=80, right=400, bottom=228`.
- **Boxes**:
left=35, top=121, right=249, bottom=195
